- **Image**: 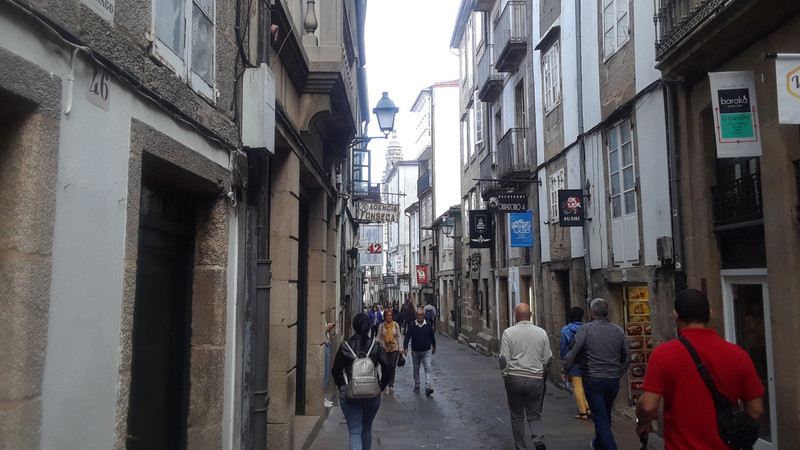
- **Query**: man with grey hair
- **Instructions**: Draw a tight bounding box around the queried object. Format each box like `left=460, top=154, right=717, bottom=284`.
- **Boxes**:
left=564, top=298, right=630, bottom=450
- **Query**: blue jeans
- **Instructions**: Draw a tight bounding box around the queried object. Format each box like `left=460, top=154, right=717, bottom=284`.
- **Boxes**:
left=583, top=377, right=620, bottom=450
left=340, top=395, right=381, bottom=450
left=411, top=349, right=432, bottom=389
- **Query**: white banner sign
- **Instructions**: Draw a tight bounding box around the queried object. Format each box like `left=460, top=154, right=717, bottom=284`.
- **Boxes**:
left=709, top=71, right=762, bottom=158
left=776, top=54, right=800, bottom=124
left=358, top=225, right=384, bottom=266
left=357, top=202, right=400, bottom=222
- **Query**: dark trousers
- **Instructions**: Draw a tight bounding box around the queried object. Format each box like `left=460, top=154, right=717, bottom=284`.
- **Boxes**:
left=504, top=374, right=545, bottom=450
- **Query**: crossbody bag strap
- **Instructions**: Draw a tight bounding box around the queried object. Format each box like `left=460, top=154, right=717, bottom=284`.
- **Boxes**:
left=678, top=335, right=734, bottom=409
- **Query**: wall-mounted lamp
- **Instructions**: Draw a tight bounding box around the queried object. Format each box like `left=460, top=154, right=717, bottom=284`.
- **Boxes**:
left=350, top=92, right=399, bottom=147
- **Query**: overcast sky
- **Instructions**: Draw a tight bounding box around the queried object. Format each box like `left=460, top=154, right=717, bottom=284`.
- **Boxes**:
left=364, top=0, right=461, bottom=182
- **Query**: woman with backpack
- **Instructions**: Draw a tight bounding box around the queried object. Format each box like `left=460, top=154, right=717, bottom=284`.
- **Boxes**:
left=332, top=312, right=390, bottom=450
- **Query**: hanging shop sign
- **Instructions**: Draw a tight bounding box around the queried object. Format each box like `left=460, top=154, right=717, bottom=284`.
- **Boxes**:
left=469, top=210, right=494, bottom=248
left=709, top=71, right=762, bottom=158
left=509, top=210, right=533, bottom=247
left=357, top=202, right=400, bottom=223
left=358, top=225, right=384, bottom=266
left=487, top=193, right=528, bottom=212
left=416, top=265, right=428, bottom=284
left=776, top=54, right=800, bottom=124
left=558, top=189, right=585, bottom=227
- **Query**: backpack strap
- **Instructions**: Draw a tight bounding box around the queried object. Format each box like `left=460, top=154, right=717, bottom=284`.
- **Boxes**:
left=342, top=341, right=358, bottom=359
left=678, top=335, right=734, bottom=409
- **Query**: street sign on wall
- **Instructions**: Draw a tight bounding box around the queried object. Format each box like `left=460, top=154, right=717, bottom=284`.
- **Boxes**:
left=709, top=71, right=762, bottom=157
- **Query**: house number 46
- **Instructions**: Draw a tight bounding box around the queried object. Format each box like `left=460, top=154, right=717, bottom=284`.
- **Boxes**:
left=87, top=67, right=111, bottom=111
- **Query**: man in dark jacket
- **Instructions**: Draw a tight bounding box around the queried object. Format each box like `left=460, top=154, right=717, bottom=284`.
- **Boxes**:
left=403, top=308, right=437, bottom=395
left=564, top=298, right=630, bottom=450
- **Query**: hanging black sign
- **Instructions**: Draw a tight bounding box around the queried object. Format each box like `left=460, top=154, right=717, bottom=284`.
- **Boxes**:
left=487, top=193, right=528, bottom=212
left=558, top=189, right=585, bottom=227
left=469, top=210, right=494, bottom=248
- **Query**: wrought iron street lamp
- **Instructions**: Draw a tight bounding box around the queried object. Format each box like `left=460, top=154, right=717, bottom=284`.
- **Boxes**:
left=350, top=92, right=399, bottom=146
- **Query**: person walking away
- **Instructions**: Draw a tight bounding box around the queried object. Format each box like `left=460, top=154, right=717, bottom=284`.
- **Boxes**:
left=564, top=298, right=630, bottom=450
left=424, top=299, right=437, bottom=333
left=331, top=313, right=390, bottom=450
left=500, top=303, right=553, bottom=450
left=402, top=300, right=415, bottom=334
left=403, top=308, right=436, bottom=395
left=635, top=288, right=764, bottom=449
left=368, top=305, right=383, bottom=338
left=376, top=309, right=401, bottom=394
left=560, top=307, right=591, bottom=420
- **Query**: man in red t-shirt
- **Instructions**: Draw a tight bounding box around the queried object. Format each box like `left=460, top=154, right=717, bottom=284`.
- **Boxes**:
left=635, top=289, right=764, bottom=449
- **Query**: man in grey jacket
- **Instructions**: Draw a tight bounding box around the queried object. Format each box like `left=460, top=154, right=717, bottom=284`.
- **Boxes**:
left=500, top=303, right=552, bottom=450
left=564, top=298, right=630, bottom=450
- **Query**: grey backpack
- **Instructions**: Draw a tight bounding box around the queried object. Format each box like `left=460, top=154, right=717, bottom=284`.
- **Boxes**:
left=342, top=339, right=380, bottom=398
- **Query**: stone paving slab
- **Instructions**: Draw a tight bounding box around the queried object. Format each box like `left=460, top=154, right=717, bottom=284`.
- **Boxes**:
left=311, top=333, right=664, bottom=449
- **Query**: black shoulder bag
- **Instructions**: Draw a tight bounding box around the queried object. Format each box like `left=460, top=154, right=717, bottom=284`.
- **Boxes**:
left=678, top=336, right=759, bottom=449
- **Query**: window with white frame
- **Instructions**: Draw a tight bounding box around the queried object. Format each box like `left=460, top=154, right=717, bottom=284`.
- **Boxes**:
left=474, top=96, right=484, bottom=151
left=602, top=0, right=629, bottom=58
left=468, top=107, right=476, bottom=157
left=461, top=118, right=470, bottom=165
left=542, top=42, right=560, bottom=112
left=549, top=168, right=565, bottom=221
left=154, top=0, right=216, bottom=99
left=608, top=119, right=636, bottom=218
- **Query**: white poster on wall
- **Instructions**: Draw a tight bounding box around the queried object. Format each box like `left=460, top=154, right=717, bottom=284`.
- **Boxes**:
left=709, top=71, right=762, bottom=158
left=776, top=54, right=800, bottom=124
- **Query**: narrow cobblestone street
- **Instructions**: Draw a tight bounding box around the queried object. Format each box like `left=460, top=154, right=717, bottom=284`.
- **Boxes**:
left=310, top=334, right=664, bottom=449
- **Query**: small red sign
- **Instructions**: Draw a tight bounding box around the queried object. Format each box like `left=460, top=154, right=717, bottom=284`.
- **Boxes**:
left=367, top=243, right=382, bottom=254
left=416, top=265, right=428, bottom=284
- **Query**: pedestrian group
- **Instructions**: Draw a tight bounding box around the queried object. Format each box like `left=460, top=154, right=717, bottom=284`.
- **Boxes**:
left=330, top=291, right=764, bottom=450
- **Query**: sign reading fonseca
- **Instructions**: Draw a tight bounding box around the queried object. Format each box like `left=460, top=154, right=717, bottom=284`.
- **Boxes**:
left=487, top=193, right=528, bottom=212
left=357, top=202, right=400, bottom=222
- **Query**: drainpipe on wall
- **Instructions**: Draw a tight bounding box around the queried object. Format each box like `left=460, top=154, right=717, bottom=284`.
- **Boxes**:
left=664, top=81, right=687, bottom=290
left=241, top=1, right=272, bottom=447
left=575, top=0, right=593, bottom=304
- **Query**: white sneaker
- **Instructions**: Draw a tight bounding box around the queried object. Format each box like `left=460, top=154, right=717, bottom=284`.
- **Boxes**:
left=323, top=399, right=333, bottom=408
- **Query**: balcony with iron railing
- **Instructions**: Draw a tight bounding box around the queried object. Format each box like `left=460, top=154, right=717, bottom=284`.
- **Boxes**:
left=418, top=170, right=431, bottom=195
left=494, top=0, right=527, bottom=73
left=477, top=44, right=503, bottom=102
left=496, top=128, right=530, bottom=180
left=711, top=173, right=763, bottom=227
left=654, top=0, right=800, bottom=76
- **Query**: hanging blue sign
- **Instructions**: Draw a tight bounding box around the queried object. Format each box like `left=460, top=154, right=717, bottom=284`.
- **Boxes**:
left=509, top=210, right=533, bottom=247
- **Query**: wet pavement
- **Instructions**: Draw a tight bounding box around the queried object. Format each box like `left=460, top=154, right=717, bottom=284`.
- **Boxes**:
left=310, top=333, right=664, bottom=449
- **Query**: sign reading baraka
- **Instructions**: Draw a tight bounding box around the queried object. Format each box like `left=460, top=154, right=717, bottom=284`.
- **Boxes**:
left=357, top=202, right=400, bottom=222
